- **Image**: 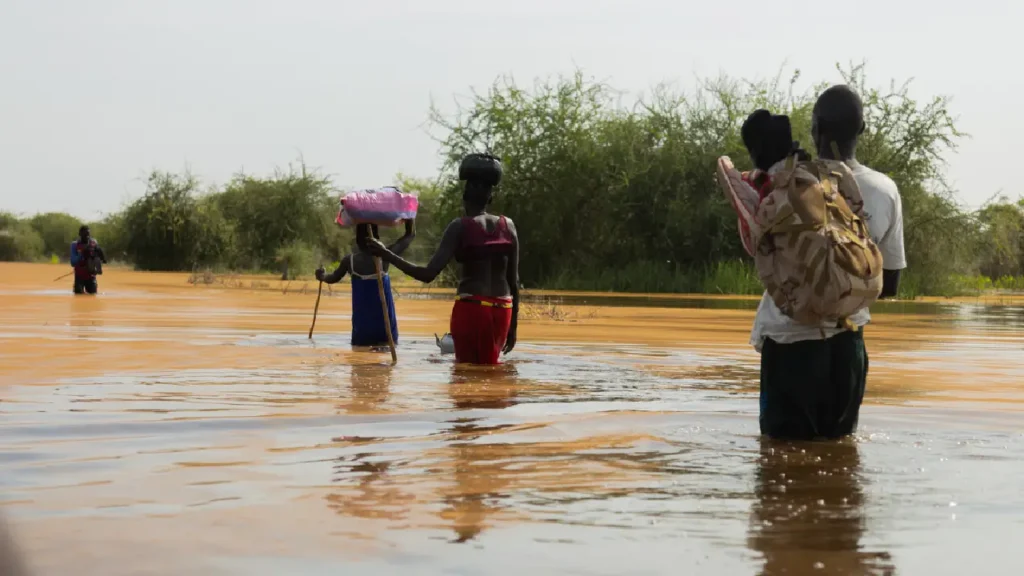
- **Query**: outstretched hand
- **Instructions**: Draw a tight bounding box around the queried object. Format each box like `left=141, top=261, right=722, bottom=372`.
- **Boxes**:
left=364, top=237, right=389, bottom=258
left=315, top=266, right=326, bottom=282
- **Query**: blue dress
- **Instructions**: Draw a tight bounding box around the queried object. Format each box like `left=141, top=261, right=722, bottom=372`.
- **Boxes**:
left=350, top=268, right=399, bottom=347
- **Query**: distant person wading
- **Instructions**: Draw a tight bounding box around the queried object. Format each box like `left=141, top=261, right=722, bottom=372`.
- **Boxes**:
left=366, top=153, right=520, bottom=365
left=70, top=225, right=106, bottom=295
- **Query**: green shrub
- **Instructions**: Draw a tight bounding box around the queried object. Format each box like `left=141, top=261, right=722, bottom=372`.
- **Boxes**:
left=29, top=212, right=82, bottom=261
left=0, top=213, right=45, bottom=262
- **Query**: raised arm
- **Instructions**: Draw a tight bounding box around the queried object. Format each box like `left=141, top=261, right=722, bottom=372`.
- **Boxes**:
left=317, top=255, right=350, bottom=285
left=387, top=219, right=416, bottom=256
left=366, top=218, right=462, bottom=283
left=502, top=219, right=520, bottom=355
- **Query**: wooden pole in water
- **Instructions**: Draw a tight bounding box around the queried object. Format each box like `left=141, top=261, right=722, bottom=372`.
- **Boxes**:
left=374, top=255, right=398, bottom=364
left=357, top=223, right=397, bottom=364
left=308, top=275, right=323, bottom=340
left=53, top=270, right=74, bottom=282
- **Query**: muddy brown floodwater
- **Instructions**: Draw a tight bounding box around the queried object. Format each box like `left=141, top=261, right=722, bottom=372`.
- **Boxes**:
left=2, top=262, right=1024, bottom=575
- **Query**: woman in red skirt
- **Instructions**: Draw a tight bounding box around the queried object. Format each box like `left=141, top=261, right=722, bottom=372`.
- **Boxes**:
left=366, top=153, right=519, bottom=364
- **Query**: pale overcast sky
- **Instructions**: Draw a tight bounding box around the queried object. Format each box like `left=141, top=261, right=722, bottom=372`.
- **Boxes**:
left=1, top=0, right=1021, bottom=221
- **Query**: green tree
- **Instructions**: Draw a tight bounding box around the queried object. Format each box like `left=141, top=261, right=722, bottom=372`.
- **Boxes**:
left=428, top=65, right=969, bottom=294
left=975, top=197, right=1024, bottom=278
left=121, top=171, right=232, bottom=270
left=0, top=213, right=45, bottom=262
left=87, top=213, right=128, bottom=263
left=217, top=164, right=335, bottom=270
left=29, top=212, right=82, bottom=261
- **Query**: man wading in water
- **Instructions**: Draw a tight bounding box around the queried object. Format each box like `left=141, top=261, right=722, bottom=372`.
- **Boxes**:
left=366, top=153, right=520, bottom=364
left=70, top=225, right=106, bottom=295
left=752, top=85, right=906, bottom=439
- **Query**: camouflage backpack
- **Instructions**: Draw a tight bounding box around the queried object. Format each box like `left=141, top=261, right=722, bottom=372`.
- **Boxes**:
left=751, top=156, right=883, bottom=331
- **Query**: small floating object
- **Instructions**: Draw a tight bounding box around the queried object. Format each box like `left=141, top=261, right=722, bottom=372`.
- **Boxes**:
left=435, top=333, right=455, bottom=354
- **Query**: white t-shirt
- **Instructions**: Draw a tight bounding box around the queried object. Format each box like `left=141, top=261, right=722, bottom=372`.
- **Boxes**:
left=749, top=160, right=907, bottom=351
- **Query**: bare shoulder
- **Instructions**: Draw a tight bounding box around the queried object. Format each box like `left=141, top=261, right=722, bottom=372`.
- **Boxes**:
left=440, top=217, right=464, bottom=241
left=503, top=215, right=517, bottom=233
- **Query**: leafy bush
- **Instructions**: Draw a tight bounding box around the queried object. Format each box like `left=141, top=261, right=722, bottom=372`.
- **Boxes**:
left=29, top=212, right=82, bottom=261
left=275, top=241, right=317, bottom=280
left=428, top=65, right=970, bottom=295
left=217, top=164, right=335, bottom=270
left=121, top=171, right=232, bottom=270
left=0, top=213, right=45, bottom=262
left=9, top=65, right=1020, bottom=299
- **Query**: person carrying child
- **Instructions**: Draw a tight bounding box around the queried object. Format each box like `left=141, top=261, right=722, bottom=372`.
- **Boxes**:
left=365, top=153, right=520, bottom=365
left=315, top=220, right=415, bottom=347
left=739, top=109, right=811, bottom=202
left=724, top=88, right=906, bottom=440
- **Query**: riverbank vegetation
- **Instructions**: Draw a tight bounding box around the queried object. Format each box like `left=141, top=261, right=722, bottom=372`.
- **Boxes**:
left=3, top=65, right=1022, bottom=298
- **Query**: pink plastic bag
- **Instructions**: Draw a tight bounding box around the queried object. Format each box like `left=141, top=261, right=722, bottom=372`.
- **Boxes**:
left=336, top=187, right=419, bottom=227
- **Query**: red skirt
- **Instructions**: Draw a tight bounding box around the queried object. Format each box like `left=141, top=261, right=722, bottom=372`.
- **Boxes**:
left=450, top=296, right=513, bottom=365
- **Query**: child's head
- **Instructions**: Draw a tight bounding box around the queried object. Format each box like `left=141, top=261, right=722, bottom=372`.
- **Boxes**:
left=741, top=109, right=796, bottom=171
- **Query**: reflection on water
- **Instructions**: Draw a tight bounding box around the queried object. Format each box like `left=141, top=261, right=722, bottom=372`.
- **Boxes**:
left=2, top=264, right=1024, bottom=574
left=448, top=364, right=521, bottom=410
left=0, top=513, right=30, bottom=576
left=749, top=440, right=893, bottom=575
left=443, top=365, right=521, bottom=543
left=342, top=362, right=394, bottom=414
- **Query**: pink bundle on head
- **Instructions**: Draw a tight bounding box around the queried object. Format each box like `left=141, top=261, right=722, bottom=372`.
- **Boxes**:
left=336, top=187, right=419, bottom=227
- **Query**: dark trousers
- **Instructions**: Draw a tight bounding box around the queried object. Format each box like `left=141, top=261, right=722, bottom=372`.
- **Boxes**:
left=73, top=277, right=98, bottom=295
left=759, top=328, right=867, bottom=440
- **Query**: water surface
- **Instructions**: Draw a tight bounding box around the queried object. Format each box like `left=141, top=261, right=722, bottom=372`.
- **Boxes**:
left=2, top=263, right=1023, bottom=575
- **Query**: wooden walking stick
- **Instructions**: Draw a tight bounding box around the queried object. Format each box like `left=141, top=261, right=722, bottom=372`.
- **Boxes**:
left=53, top=270, right=74, bottom=282
left=308, top=264, right=324, bottom=339
left=373, top=254, right=398, bottom=364
left=358, top=223, right=397, bottom=363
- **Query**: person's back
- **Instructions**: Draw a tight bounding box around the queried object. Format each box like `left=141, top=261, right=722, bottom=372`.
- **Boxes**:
left=752, top=86, right=905, bottom=440
left=348, top=250, right=399, bottom=347
left=454, top=213, right=515, bottom=299
left=366, top=153, right=521, bottom=365
left=315, top=221, right=414, bottom=348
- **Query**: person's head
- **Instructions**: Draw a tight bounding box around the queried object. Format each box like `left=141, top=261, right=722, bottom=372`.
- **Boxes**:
left=459, top=153, right=502, bottom=212
left=354, top=224, right=379, bottom=252
left=741, top=110, right=796, bottom=171
left=79, top=225, right=90, bottom=241
left=811, top=85, right=865, bottom=160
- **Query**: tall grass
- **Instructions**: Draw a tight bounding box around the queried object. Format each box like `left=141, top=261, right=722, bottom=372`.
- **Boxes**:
left=544, top=259, right=761, bottom=295
left=897, top=270, right=1024, bottom=299
left=699, top=260, right=763, bottom=295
